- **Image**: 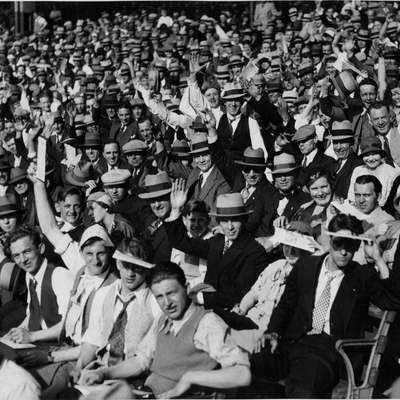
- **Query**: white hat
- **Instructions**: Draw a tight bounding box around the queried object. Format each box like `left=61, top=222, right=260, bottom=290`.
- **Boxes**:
left=79, top=224, right=114, bottom=249
left=113, top=250, right=154, bottom=269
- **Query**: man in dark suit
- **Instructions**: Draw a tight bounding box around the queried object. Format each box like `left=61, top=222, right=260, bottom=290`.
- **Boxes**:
left=166, top=183, right=270, bottom=329
left=96, top=141, right=132, bottom=175
left=292, top=124, right=335, bottom=187
left=329, top=120, right=362, bottom=199
left=251, top=214, right=400, bottom=398
left=186, top=129, right=230, bottom=216
left=108, top=101, right=139, bottom=147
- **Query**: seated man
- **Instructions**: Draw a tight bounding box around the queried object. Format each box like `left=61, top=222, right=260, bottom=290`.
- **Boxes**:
left=78, top=261, right=251, bottom=399
left=73, top=239, right=161, bottom=380
left=251, top=214, right=400, bottom=398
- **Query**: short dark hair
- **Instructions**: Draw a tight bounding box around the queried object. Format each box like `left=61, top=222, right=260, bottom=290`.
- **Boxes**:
left=368, top=101, right=388, bottom=114
left=305, top=167, right=333, bottom=189
left=359, top=78, right=378, bottom=90
left=57, top=186, right=85, bottom=204
left=328, top=214, right=363, bottom=235
left=103, top=140, right=121, bottom=152
left=355, top=174, right=382, bottom=196
left=5, top=225, right=42, bottom=257
left=146, top=261, right=186, bottom=287
left=182, top=200, right=210, bottom=217
left=118, top=237, right=149, bottom=262
left=138, top=116, right=152, bottom=126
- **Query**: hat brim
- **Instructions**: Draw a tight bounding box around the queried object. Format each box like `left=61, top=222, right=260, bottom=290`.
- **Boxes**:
left=65, top=172, right=88, bottom=187
left=138, top=188, right=172, bottom=199
left=329, top=135, right=354, bottom=141
left=9, top=175, right=28, bottom=185
left=235, top=160, right=267, bottom=167
left=171, top=151, right=191, bottom=157
left=360, top=148, right=386, bottom=157
left=113, top=250, right=154, bottom=269
left=271, top=166, right=299, bottom=175
left=209, top=210, right=253, bottom=217
left=0, top=208, right=22, bottom=217
left=221, top=93, right=246, bottom=101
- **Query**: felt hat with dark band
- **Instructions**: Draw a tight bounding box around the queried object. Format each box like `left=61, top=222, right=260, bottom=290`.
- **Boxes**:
left=209, top=193, right=252, bottom=217
left=8, top=167, right=27, bottom=185
left=271, top=152, right=299, bottom=175
left=190, top=133, right=210, bottom=154
left=235, top=147, right=267, bottom=167
left=330, top=120, right=354, bottom=141
left=138, top=171, right=172, bottom=199
left=171, top=139, right=190, bottom=157
left=0, top=194, right=20, bottom=217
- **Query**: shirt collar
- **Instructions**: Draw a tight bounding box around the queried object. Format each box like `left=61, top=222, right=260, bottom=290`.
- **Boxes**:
left=115, top=280, right=147, bottom=303
left=160, top=301, right=196, bottom=335
left=28, top=258, right=47, bottom=284
left=227, top=113, right=241, bottom=122
left=321, top=255, right=344, bottom=279
left=305, top=147, right=318, bottom=164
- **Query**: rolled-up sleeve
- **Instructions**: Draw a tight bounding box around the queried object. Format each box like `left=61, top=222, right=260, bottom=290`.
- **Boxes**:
left=53, top=233, right=85, bottom=276
left=194, top=313, right=250, bottom=368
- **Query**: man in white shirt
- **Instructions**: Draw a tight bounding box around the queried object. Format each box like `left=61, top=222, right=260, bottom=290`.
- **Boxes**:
left=252, top=213, right=400, bottom=398
left=78, top=261, right=251, bottom=399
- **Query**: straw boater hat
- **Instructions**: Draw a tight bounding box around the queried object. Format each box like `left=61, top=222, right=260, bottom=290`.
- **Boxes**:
left=221, top=82, right=246, bottom=101
left=329, top=120, right=354, bottom=141
left=271, top=153, right=299, bottom=175
left=138, top=171, right=172, bottom=199
left=79, top=224, right=114, bottom=250
left=171, top=139, right=190, bottom=157
left=235, top=147, right=267, bottom=167
left=113, top=249, right=155, bottom=269
left=209, top=193, right=252, bottom=218
left=190, top=133, right=210, bottom=155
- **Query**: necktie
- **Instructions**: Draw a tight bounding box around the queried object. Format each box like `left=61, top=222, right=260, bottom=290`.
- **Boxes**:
left=302, top=157, right=307, bottom=168
left=222, top=240, right=231, bottom=255
left=81, top=288, right=97, bottom=335
left=241, top=184, right=251, bottom=203
left=309, top=275, right=335, bottom=334
left=107, top=296, right=134, bottom=366
left=382, top=135, right=394, bottom=167
left=195, top=174, right=203, bottom=197
left=28, top=278, right=42, bottom=331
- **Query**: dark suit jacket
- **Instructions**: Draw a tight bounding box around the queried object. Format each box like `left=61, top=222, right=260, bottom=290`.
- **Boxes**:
left=297, top=149, right=335, bottom=187
left=330, top=152, right=363, bottom=199
left=268, top=254, right=400, bottom=342
left=109, top=120, right=139, bottom=147
left=165, top=217, right=270, bottom=310
left=186, top=166, right=231, bottom=215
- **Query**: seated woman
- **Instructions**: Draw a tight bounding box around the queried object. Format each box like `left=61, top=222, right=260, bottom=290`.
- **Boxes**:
left=291, top=167, right=334, bottom=243
left=230, top=221, right=313, bottom=354
left=170, top=200, right=213, bottom=288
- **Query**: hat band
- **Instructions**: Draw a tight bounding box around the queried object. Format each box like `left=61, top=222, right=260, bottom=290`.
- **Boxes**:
left=0, top=204, right=18, bottom=213
left=223, top=88, right=245, bottom=97
left=242, top=156, right=265, bottom=164
left=216, top=206, right=246, bottom=215
left=83, top=140, right=101, bottom=146
left=172, top=146, right=190, bottom=153
left=331, top=129, right=353, bottom=137
left=273, top=162, right=297, bottom=170
left=191, top=141, right=209, bottom=151
left=145, top=181, right=171, bottom=193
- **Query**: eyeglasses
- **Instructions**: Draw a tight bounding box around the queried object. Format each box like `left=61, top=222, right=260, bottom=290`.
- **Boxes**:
left=331, top=237, right=360, bottom=252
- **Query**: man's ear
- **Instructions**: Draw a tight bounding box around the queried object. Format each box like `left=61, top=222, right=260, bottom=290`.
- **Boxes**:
left=39, top=242, right=46, bottom=255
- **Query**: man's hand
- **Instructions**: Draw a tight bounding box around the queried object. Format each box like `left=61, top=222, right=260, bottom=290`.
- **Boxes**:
left=254, top=332, right=279, bottom=354
left=27, top=162, right=39, bottom=184
left=78, top=369, right=105, bottom=386
left=189, top=53, right=204, bottom=77
left=203, top=108, right=216, bottom=130
left=7, top=327, right=33, bottom=344
left=19, top=349, right=51, bottom=367
left=273, top=216, right=289, bottom=229
left=364, top=239, right=383, bottom=263
left=70, top=367, right=82, bottom=384
left=170, top=178, right=188, bottom=211
left=157, top=372, right=193, bottom=399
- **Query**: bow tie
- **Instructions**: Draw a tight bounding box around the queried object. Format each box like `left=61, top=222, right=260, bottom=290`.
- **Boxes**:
left=228, top=114, right=241, bottom=123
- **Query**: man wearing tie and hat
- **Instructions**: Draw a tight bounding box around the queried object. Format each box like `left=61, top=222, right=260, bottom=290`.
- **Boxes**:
left=166, top=181, right=270, bottom=329
left=122, top=139, right=148, bottom=192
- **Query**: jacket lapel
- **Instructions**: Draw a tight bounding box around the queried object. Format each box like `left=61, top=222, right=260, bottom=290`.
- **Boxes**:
left=199, top=167, right=218, bottom=201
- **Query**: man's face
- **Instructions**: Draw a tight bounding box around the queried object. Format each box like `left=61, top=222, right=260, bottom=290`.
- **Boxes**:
left=74, top=97, right=86, bottom=114
left=333, top=140, right=352, bottom=160
left=118, top=107, right=131, bottom=125
left=126, top=153, right=144, bottom=168
left=360, top=84, right=377, bottom=108
left=194, top=152, right=212, bottom=173
left=92, top=202, right=107, bottom=223
left=329, top=231, right=359, bottom=268
left=151, top=278, right=189, bottom=321
left=309, top=176, right=332, bottom=206
left=10, top=236, right=43, bottom=275
left=355, top=182, right=379, bottom=214
left=85, top=147, right=100, bottom=162
left=298, top=136, right=316, bottom=155
left=60, top=194, right=82, bottom=226
left=103, top=143, right=120, bottom=166
left=117, top=261, right=146, bottom=292
left=104, top=185, right=127, bottom=203
left=81, top=240, right=110, bottom=276
left=182, top=211, right=209, bottom=238
left=363, top=152, right=383, bottom=170
left=0, top=215, right=17, bottom=233
left=132, top=106, right=143, bottom=120
left=6, top=138, right=17, bottom=155
left=225, top=99, right=242, bottom=116
left=40, top=96, right=51, bottom=112
left=150, top=196, right=171, bottom=220
left=274, top=173, right=295, bottom=192
left=219, top=218, right=243, bottom=241
left=106, top=107, right=116, bottom=119
left=302, top=72, right=314, bottom=88
left=370, top=107, right=390, bottom=135
left=138, top=120, right=153, bottom=143
left=242, top=167, right=264, bottom=187
left=0, top=169, right=10, bottom=185
left=205, top=88, right=220, bottom=108
left=14, top=180, right=29, bottom=195
left=250, top=82, right=264, bottom=98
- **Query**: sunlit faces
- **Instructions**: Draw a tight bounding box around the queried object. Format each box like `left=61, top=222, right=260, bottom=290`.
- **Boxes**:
left=60, top=194, right=83, bottom=226
left=0, top=214, right=17, bottom=233
left=74, top=97, right=86, bottom=114
left=225, top=99, right=242, bottom=116
left=40, top=96, right=51, bottom=112
left=81, top=240, right=111, bottom=276
left=150, top=194, right=171, bottom=220
left=241, top=166, right=264, bottom=187
left=218, top=218, right=243, bottom=241
left=182, top=211, right=210, bottom=238
left=274, top=173, right=295, bottom=192
left=117, top=107, right=131, bottom=126
left=126, top=152, right=144, bottom=168
left=151, top=278, right=190, bottom=321
left=104, top=185, right=127, bottom=203
left=193, top=151, right=213, bottom=173
left=297, top=136, right=316, bottom=155
left=10, top=235, right=44, bottom=275
left=362, top=152, right=383, bottom=170
left=0, top=169, right=10, bottom=185
left=370, top=106, right=390, bottom=135
left=309, top=176, right=332, bottom=206
left=204, top=88, right=220, bottom=108
left=138, top=120, right=154, bottom=143
left=333, top=140, right=352, bottom=160
left=354, top=182, right=380, bottom=215
left=359, top=84, right=377, bottom=108
left=13, top=180, right=29, bottom=195
left=103, top=142, right=120, bottom=166
left=85, top=147, right=101, bottom=162
left=117, top=260, right=147, bottom=291
left=92, top=202, right=107, bottom=223
left=329, top=230, right=360, bottom=269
